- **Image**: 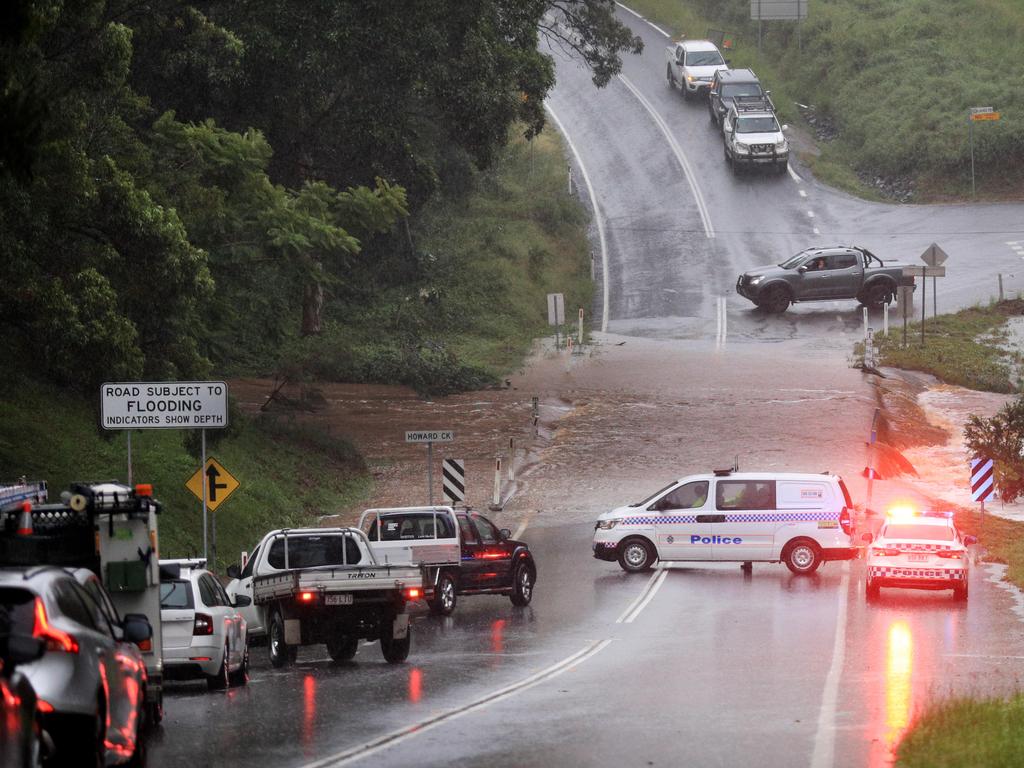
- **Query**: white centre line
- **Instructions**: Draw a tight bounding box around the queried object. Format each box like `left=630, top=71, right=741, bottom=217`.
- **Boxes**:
left=617, top=74, right=715, bottom=239
left=810, top=569, right=850, bottom=768
left=300, top=639, right=613, bottom=768
left=807, top=210, right=816, bottom=218
left=616, top=566, right=668, bottom=623
left=545, top=102, right=610, bottom=332
left=799, top=189, right=808, bottom=198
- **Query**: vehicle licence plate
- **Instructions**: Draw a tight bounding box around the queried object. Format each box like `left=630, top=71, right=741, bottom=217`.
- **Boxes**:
left=908, top=554, right=928, bottom=562
left=325, top=594, right=354, bottom=606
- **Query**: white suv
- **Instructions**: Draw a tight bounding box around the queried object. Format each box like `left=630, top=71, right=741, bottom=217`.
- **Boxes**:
left=593, top=470, right=856, bottom=574
left=722, top=98, right=789, bottom=174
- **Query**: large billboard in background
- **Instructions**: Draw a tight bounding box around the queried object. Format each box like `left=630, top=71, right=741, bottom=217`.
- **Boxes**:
left=751, top=0, right=808, bottom=21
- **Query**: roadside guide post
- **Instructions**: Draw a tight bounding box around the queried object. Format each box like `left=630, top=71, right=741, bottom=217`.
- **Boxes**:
left=971, top=456, right=995, bottom=538
left=969, top=107, right=1000, bottom=197
left=547, top=293, right=565, bottom=349
left=863, top=408, right=880, bottom=533
left=101, top=381, right=229, bottom=562
left=406, top=430, right=454, bottom=505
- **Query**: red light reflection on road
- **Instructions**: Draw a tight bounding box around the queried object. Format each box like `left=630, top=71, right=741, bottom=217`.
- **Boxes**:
left=408, top=668, right=422, bottom=703
left=885, top=621, right=913, bottom=749
left=303, top=674, right=316, bottom=748
left=491, top=619, right=506, bottom=654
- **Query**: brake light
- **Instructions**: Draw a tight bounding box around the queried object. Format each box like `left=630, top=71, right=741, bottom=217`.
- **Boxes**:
left=36, top=699, right=54, bottom=714
left=193, top=613, right=213, bottom=636
left=937, top=550, right=965, bottom=559
left=871, top=547, right=902, bottom=557
left=405, top=587, right=422, bottom=600
left=33, top=598, right=79, bottom=653
left=839, top=507, right=852, bottom=536
left=136, top=638, right=152, bottom=652
left=298, top=591, right=316, bottom=603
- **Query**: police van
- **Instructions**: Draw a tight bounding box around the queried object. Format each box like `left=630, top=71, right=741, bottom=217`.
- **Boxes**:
left=592, top=470, right=857, bottom=574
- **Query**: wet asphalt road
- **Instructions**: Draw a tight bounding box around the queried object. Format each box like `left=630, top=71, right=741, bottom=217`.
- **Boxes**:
left=150, top=7, right=1024, bottom=767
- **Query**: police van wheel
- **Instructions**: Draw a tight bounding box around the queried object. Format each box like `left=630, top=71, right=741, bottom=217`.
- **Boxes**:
left=784, top=541, right=821, bottom=575
left=618, top=538, right=655, bottom=573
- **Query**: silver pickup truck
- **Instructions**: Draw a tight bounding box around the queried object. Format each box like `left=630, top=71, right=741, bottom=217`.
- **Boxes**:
left=736, top=245, right=914, bottom=313
left=225, top=527, right=422, bottom=666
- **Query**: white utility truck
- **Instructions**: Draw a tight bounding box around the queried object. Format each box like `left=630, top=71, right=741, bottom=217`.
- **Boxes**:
left=225, top=527, right=422, bottom=666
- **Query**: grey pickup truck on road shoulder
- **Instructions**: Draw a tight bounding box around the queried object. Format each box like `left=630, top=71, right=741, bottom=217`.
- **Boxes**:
left=736, top=245, right=915, bottom=313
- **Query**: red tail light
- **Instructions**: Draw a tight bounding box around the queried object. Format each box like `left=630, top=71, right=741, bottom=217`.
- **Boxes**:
left=937, top=550, right=965, bottom=559
left=839, top=507, right=852, bottom=536
left=33, top=598, right=79, bottom=653
left=136, top=638, right=152, bottom=652
left=298, top=591, right=316, bottom=603
left=193, top=613, right=214, bottom=636
left=871, top=547, right=902, bottom=557
left=405, top=587, right=422, bottom=600
left=36, top=699, right=54, bottom=714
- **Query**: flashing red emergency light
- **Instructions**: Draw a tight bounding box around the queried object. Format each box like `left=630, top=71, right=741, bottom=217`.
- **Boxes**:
left=134, top=484, right=153, bottom=498
left=298, top=591, right=316, bottom=603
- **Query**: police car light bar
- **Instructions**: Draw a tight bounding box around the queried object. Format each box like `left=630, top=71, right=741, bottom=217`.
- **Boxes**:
left=0, top=481, right=48, bottom=513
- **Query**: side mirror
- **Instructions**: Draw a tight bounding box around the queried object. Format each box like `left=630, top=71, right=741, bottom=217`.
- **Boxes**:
left=861, top=533, right=873, bottom=543
left=798, top=265, right=808, bottom=273
left=782, top=124, right=789, bottom=132
left=765, top=89, right=772, bottom=96
left=2, top=634, right=45, bottom=668
left=226, top=564, right=241, bottom=579
left=499, top=528, right=512, bottom=540
left=963, top=535, right=978, bottom=546
left=233, top=594, right=252, bottom=608
left=121, top=614, right=153, bottom=645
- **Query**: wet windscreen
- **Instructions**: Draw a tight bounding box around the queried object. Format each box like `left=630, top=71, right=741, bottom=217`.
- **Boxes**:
left=159, top=581, right=195, bottom=610
left=685, top=51, right=724, bottom=66
left=883, top=525, right=955, bottom=541
left=722, top=83, right=763, bottom=98
left=267, top=535, right=362, bottom=568
left=736, top=117, right=779, bottom=134
left=630, top=482, right=678, bottom=507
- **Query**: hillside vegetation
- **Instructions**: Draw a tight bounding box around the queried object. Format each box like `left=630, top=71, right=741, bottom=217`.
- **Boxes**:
left=628, top=0, right=1024, bottom=200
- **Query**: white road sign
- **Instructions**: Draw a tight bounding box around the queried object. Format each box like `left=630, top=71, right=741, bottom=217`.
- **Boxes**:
left=920, top=243, right=949, bottom=267
left=405, top=430, right=454, bottom=443
left=547, top=293, right=565, bottom=326
left=101, top=381, right=229, bottom=430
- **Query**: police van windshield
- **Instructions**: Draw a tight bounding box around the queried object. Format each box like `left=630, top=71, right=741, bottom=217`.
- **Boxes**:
left=883, top=524, right=955, bottom=541
left=629, top=482, right=678, bottom=507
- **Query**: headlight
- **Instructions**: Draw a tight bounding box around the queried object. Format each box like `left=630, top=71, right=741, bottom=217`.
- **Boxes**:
left=596, top=519, right=620, bottom=530
left=735, top=142, right=749, bottom=153
left=749, top=275, right=764, bottom=285
left=775, top=140, right=788, bottom=151
left=686, top=75, right=695, bottom=82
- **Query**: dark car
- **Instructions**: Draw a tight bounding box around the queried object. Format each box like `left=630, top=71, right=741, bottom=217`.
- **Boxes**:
left=708, top=69, right=771, bottom=129
left=0, top=601, right=46, bottom=768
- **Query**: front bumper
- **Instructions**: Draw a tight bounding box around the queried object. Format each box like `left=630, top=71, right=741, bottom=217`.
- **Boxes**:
left=592, top=541, right=619, bottom=562
left=733, top=150, right=789, bottom=166
left=736, top=276, right=761, bottom=302
left=684, top=80, right=711, bottom=94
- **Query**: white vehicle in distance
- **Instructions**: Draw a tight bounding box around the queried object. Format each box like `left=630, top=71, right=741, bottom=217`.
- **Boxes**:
left=159, top=558, right=249, bottom=689
left=863, top=508, right=976, bottom=601
left=665, top=38, right=729, bottom=100
left=593, top=470, right=857, bottom=574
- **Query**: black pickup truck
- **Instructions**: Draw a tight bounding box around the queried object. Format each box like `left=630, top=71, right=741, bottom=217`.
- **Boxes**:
left=736, top=245, right=914, bottom=313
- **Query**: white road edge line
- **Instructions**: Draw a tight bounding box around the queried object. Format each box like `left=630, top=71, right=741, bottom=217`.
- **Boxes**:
left=512, top=520, right=529, bottom=539
left=810, top=569, right=850, bottom=768
left=615, top=565, right=667, bottom=624
left=788, top=165, right=804, bottom=183
left=615, top=2, right=670, bottom=37
left=623, top=568, right=668, bottom=623
left=299, top=639, right=613, bottom=768
left=544, top=102, right=611, bottom=332
left=617, top=74, right=715, bottom=239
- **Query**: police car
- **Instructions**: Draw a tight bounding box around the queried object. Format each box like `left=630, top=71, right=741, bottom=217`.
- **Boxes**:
left=864, top=508, right=976, bottom=601
left=592, top=470, right=857, bottom=575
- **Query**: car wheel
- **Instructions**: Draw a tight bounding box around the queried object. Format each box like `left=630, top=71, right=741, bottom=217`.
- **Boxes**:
left=429, top=573, right=457, bottom=616
left=146, top=691, right=163, bottom=726
left=126, top=696, right=147, bottom=767
left=326, top=635, right=360, bottom=663
left=761, top=285, right=791, bottom=313
left=954, top=580, right=969, bottom=602
left=229, top=642, right=250, bottom=686
left=510, top=562, right=535, bottom=607
left=666, top=64, right=673, bottom=86
left=681, top=84, right=690, bottom=101
left=380, top=627, right=411, bottom=664
left=618, top=538, right=655, bottom=573
left=776, top=161, right=788, bottom=175
left=859, top=282, right=893, bottom=308
left=784, top=541, right=822, bottom=575
left=268, top=611, right=290, bottom=668
left=207, top=643, right=230, bottom=690
left=709, top=106, right=718, bottom=125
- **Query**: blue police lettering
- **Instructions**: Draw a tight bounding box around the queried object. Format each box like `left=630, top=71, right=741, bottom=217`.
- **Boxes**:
left=690, top=535, right=742, bottom=544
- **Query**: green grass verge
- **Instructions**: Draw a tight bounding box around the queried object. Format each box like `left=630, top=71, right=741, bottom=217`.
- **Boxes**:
left=0, top=378, right=371, bottom=572
left=874, top=299, right=1024, bottom=393
left=896, top=694, right=1024, bottom=767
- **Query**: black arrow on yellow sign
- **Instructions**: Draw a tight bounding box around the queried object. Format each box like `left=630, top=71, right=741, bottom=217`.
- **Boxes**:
left=205, top=464, right=229, bottom=502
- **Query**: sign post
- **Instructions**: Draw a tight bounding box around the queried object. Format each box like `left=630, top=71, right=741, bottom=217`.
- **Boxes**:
left=971, top=456, right=995, bottom=536
left=969, top=108, right=1000, bottom=197
left=902, top=263, right=946, bottom=346
left=920, top=243, right=949, bottom=318
left=101, top=381, right=229, bottom=562
left=547, top=293, right=565, bottom=348
left=406, top=430, right=454, bottom=504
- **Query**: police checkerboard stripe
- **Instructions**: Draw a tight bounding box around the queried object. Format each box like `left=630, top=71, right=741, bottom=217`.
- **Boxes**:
left=623, top=512, right=837, bottom=526
left=971, top=457, right=994, bottom=502
left=869, top=566, right=965, bottom=580
left=442, top=458, right=465, bottom=504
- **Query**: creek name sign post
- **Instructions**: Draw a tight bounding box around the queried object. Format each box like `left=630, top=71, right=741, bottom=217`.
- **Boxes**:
left=969, top=107, right=1001, bottom=197
left=406, top=430, right=454, bottom=505
left=101, top=381, right=229, bottom=561
left=751, top=1, right=808, bottom=52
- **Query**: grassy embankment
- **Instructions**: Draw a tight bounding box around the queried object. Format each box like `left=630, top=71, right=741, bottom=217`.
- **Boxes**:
left=0, top=126, right=591, bottom=569
left=624, top=0, right=1024, bottom=201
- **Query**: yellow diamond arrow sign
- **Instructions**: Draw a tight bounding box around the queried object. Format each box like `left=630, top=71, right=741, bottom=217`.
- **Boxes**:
left=185, top=458, right=239, bottom=511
